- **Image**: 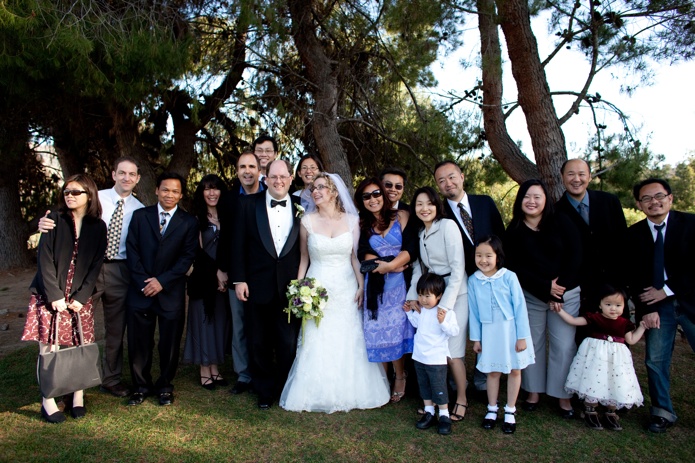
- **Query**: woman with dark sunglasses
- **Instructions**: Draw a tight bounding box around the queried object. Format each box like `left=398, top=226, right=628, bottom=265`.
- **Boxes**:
left=22, top=174, right=107, bottom=423
left=354, top=178, right=415, bottom=403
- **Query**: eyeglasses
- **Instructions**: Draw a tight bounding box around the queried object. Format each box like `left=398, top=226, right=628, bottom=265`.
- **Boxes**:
left=300, top=165, right=319, bottom=172
left=361, top=190, right=383, bottom=201
left=309, top=184, right=329, bottom=193
left=383, top=181, right=403, bottom=191
left=255, top=148, right=275, bottom=155
left=63, top=190, right=88, bottom=197
left=268, top=175, right=290, bottom=182
left=638, top=192, right=669, bottom=203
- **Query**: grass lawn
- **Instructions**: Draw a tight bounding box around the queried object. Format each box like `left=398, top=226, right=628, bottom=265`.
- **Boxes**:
left=1, top=338, right=694, bottom=462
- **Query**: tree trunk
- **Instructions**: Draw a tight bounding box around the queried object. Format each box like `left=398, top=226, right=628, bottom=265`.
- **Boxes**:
left=288, top=0, right=353, bottom=191
left=109, top=104, right=157, bottom=206
left=477, top=0, right=538, bottom=184
left=495, top=0, right=567, bottom=200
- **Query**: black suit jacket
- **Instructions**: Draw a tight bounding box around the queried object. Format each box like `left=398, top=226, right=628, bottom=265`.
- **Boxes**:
left=126, top=205, right=198, bottom=313
left=230, top=192, right=301, bottom=304
left=31, top=211, right=107, bottom=305
left=443, top=194, right=505, bottom=276
left=555, top=190, right=627, bottom=290
left=626, top=210, right=695, bottom=322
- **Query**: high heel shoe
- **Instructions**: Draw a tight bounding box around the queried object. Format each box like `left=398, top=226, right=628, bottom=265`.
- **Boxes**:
left=201, top=376, right=215, bottom=390
left=212, top=374, right=228, bottom=387
left=41, top=406, right=66, bottom=424
left=390, top=372, right=407, bottom=403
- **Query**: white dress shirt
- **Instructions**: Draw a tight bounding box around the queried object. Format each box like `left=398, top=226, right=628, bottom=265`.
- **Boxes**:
left=157, top=203, right=178, bottom=236
left=98, top=188, right=144, bottom=260
left=447, top=193, right=473, bottom=243
left=266, top=192, right=293, bottom=255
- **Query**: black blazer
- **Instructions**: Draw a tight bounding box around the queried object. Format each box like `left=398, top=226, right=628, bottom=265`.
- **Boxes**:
left=555, top=190, right=627, bottom=289
left=30, top=211, right=107, bottom=305
left=230, top=192, right=301, bottom=304
left=443, top=194, right=505, bottom=276
left=126, top=205, right=198, bottom=312
left=626, top=210, right=695, bottom=322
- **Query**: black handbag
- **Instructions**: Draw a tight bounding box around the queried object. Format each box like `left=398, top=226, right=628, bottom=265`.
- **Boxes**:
left=37, top=311, right=102, bottom=399
left=360, top=255, right=395, bottom=273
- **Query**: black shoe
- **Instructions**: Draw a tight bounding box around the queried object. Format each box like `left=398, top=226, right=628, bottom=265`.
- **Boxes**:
left=159, top=392, right=174, bottom=406
left=41, top=406, right=66, bottom=424
left=560, top=407, right=575, bottom=419
left=482, top=406, right=498, bottom=430
left=604, top=412, right=622, bottom=431
left=648, top=416, right=673, bottom=433
left=201, top=376, right=215, bottom=391
left=258, top=396, right=273, bottom=410
left=438, top=415, right=452, bottom=435
left=230, top=381, right=251, bottom=395
left=416, top=412, right=437, bottom=430
left=127, top=392, right=147, bottom=406
left=100, top=382, right=131, bottom=398
left=501, top=421, right=516, bottom=434
left=522, top=401, right=539, bottom=412
left=212, top=374, right=229, bottom=387
left=63, top=394, right=87, bottom=419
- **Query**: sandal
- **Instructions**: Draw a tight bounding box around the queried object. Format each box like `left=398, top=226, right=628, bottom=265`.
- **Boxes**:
left=201, top=376, right=215, bottom=390
left=450, top=402, right=468, bottom=422
left=604, top=411, right=622, bottom=431
left=582, top=405, right=603, bottom=430
left=390, top=373, right=407, bottom=403
left=212, top=374, right=229, bottom=387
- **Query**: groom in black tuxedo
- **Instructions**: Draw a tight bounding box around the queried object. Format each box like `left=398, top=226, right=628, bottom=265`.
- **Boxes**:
left=231, top=159, right=302, bottom=409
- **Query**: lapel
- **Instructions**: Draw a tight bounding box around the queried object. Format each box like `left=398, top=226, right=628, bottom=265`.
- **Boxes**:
left=161, top=209, right=183, bottom=241
left=255, top=193, right=278, bottom=259
left=663, top=212, right=680, bottom=271
left=445, top=200, right=466, bottom=241
left=147, top=206, right=161, bottom=238
left=563, top=192, right=590, bottom=231
left=279, top=196, right=301, bottom=258
left=420, top=219, right=443, bottom=269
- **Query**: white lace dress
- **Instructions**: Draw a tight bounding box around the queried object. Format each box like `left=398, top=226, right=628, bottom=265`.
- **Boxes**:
left=280, top=215, right=390, bottom=413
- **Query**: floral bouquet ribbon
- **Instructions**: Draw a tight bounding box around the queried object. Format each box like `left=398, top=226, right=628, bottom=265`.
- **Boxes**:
left=285, top=278, right=328, bottom=344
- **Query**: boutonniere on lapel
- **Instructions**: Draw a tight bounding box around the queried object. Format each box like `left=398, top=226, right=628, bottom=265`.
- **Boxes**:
left=294, top=203, right=305, bottom=219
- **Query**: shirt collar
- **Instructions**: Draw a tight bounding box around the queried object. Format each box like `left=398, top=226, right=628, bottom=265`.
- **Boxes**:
left=266, top=191, right=290, bottom=207
left=474, top=267, right=507, bottom=281
left=565, top=191, right=589, bottom=210
left=648, top=212, right=669, bottom=231
left=447, top=192, right=470, bottom=212
left=109, top=187, right=134, bottom=205
left=157, top=203, right=178, bottom=217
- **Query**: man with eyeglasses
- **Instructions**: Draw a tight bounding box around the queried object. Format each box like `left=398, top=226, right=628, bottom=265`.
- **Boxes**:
left=380, top=167, right=409, bottom=212
left=217, top=149, right=265, bottom=395
left=252, top=135, right=279, bottom=180
left=231, top=159, right=302, bottom=410
left=555, top=158, right=627, bottom=314
left=626, top=178, right=695, bottom=433
left=38, top=156, right=145, bottom=399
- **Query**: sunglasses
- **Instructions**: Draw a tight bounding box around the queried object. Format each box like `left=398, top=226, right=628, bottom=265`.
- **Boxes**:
left=383, top=181, right=403, bottom=191
left=63, top=190, right=88, bottom=197
left=361, top=190, right=383, bottom=201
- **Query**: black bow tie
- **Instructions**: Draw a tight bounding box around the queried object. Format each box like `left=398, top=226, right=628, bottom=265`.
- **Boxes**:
left=271, top=199, right=287, bottom=208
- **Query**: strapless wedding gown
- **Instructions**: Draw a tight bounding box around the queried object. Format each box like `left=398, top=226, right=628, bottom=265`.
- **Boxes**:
left=280, top=216, right=390, bottom=413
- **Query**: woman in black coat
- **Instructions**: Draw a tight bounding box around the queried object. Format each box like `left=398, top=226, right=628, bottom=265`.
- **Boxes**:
left=22, top=174, right=107, bottom=423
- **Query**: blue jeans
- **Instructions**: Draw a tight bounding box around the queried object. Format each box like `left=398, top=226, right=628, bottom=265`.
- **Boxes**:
left=644, top=299, right=695, bottom=422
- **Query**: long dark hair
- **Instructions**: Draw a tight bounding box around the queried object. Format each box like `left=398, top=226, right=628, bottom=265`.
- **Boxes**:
left=354, top=177, right=395, bottom=236
left=508, top=179, right=553, bottom=231
left=294, top=154, right=325, bottom=187
left=193, top=174, right=228, bottom=232
left=409, top=186, right=446, bottom=231
left=60, top=174, right=102, bottom=219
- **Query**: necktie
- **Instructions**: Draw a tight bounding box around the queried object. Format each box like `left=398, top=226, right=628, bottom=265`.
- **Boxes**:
left=578, top=202, right=589, bottom=225
left=160, top=212, right=170, bottom=235
left=458, top=203, right=475, bottom=239
left=105, top=199, right=124, bottom=260
left=653, top=223, right=665, bottom=290
left=271, top=199, right=287, bottom=208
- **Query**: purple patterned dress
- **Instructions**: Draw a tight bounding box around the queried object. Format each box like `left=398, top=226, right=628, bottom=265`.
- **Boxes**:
left=363, top=222, right=414, bottom=362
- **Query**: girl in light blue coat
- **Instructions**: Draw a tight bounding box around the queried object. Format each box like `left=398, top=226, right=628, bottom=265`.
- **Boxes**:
left=469, top=235, right=534, bottom=434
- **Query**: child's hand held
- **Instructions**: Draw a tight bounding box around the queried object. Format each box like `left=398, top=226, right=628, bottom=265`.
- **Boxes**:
left=516, top=338, right=527, bottom=352
left=473, top=341, right=482, bottom=354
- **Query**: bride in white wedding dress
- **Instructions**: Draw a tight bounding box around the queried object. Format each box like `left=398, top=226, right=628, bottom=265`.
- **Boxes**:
left=280, top=173, right=390, bottom=413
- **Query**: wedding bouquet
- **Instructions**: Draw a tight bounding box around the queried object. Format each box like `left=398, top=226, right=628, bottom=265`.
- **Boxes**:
left=286, top=278, right=328, bottom=343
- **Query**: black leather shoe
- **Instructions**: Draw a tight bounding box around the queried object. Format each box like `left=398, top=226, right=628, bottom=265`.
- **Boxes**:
left=482, top=417, right=497, bottom=430
left=416, top=412, right=437, bottom=430
left=100, top=383, right=131, bottom=398
left=648, top=416, right=673, bottom=433
left=63, top=394, right=87, bottom=419
left=521, top=401, right=539, bottom=412
left=159, top=392, right=174, bottom=406
left=501, top=421, right=516, bottom=434
left=560, top=407, right=575, bottom=419
left=437, top=416, right=452, bottom=435
left=258, top=396, right=273, bottom=410
left=230, top=381, right=251, bottom=395
left=212, top=374, right=229, bottom=387
left=127, top=392, right=147, bottom=406
left=41, top=406, right=66, bottom=424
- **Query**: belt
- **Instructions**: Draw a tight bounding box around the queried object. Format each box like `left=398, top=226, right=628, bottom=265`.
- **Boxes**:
left=104, top=259, right=126, bottom=263
left=591, top=334, right=625, bottom=344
